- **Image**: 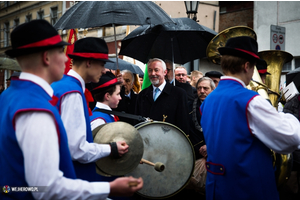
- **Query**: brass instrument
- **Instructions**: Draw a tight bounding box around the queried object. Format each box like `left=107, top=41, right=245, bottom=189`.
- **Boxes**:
left=206, top=26, right=293, bottom=189
left=258, top=50, right=293, bottom=109
left=206, top=26, right=257, bottom=65
left=257, top=50, right=294, bottom=189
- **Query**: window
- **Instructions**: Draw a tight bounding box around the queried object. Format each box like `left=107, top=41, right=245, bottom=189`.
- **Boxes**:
left=4, top=22, right=10, bottom=47
left=25, top=14, right=32, bottom=22
left=51, top=7, right=58, bottom=25
left=14, top=18, right=19, bottom=28
left=37, top=10, right=44, bottom=20
left=282, top=60, right=292, bottom=71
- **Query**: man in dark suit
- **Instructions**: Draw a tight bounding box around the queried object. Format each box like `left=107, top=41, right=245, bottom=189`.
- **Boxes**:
left=113, top=70, right=137, bottom=125
left=164, top=60, right=196, bottom=103
left=135, top=58, right=189, bottom=136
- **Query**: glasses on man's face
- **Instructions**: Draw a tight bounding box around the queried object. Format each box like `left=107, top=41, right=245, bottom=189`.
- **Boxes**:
left=175, top=73, right=187, bottom=77
left=167, top=68, right=172, bottom=72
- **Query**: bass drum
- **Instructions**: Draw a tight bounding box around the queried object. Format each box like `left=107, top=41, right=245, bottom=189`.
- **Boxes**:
left=126, top=121, right=195, bottom=199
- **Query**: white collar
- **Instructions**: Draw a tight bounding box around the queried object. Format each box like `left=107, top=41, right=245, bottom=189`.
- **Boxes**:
left=152, top=80, right=166, bottom=91
left=19, top=72, right=53, bottom=97
left=67, top=69, right=85, bottom=91
left=95, top=102, right=112, bottom=111
left=221, top=76, right=247, bottom=88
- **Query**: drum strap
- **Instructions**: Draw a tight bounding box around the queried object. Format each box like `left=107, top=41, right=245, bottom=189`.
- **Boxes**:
left=94, top=108, right=147, bottom=122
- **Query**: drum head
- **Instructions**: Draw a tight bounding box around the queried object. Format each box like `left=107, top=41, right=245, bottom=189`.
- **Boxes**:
left=93, top=122, right=144, bottom=176
left=127, top=121, right=195, bottom=199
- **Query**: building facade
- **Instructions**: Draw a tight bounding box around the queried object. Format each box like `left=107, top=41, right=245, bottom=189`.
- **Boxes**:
left=0, top=1, right=220, bottom=89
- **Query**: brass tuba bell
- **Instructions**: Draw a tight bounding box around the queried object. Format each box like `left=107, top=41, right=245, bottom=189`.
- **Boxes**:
left=206, top=26, right=257, bottom=65
left=258, top=50, right=293, bottom=109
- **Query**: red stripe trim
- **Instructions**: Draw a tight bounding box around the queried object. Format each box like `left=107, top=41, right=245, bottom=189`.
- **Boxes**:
left=69, top=52, right=108, bottom=59
left=93, top=78, right=118, bottom=90
left=258, top=69, right=268, bottom=74
left=235, top=48, right=260, bottom=59
left=17, top=35, right=62, bottom=49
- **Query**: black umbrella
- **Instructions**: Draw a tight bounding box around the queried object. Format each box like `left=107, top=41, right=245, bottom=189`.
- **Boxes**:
left=54, top=1, right=174, bottom=69
left=105, top=58, right=144, bottom=76
left=119, top=17, right=218, bottom=64
left=0, top=57, right=21, bottom=71
left=286, top=67, right=300, bottom=91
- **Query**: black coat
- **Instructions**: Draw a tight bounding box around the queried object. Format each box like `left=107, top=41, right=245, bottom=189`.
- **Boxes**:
left=135, top=82, right=189, bottom=135
left=188, top=97, right=206, bottom=160
left=173, top=79, right=196, bottom=103
left=113, top=87, right=137, bottom=126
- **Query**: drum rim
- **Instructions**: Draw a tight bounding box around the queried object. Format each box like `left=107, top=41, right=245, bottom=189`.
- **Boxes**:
left=134, top=121, right=196, bottom=199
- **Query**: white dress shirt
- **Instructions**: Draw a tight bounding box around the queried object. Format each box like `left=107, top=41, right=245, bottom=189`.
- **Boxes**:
left=152, top=80, right=166, bottom=100
left=60, top=69, right=110, bottom=163
left=221, top=76, right=300, bottom=154
left=15, top=72, right=110, bottom=200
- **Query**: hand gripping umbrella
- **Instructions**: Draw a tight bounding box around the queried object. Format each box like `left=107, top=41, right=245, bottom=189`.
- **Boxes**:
left=54, top=1, right=174, bottom=70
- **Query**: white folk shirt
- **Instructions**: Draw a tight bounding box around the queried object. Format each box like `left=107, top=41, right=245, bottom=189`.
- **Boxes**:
left=221, top=76, right=300, bottom=154
left=61, top=69, right=111, bottom=163
left=15, top=72, right=110, bottom=199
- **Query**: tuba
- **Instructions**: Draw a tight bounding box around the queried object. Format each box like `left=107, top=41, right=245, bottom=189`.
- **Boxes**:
left=206, top=26, right=293, bottom=189
left=257, top=50, right=294, bottom=188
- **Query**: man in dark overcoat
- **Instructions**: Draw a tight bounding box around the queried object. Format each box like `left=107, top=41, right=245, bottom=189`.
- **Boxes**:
left=135, top=58, right=189, bottom=136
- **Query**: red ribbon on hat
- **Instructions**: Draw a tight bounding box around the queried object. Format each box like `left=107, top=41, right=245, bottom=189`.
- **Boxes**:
left=84, top=88, right=94, bottom=116
left=235, top=48, right=260, bottom=59
left=17, top=35, right=62, bottom=49
left=68, top=52, right=108, bottom=60
left=258, top=69, right=268, bottom=74
left=92, top=78, right=118, bottom=90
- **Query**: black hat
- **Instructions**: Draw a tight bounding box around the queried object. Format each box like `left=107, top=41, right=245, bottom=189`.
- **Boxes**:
left=68, top=37, right=113, bottom=63
left=205, top=71, right=223, bottom=78
left=256, top=59, right=271, bottom=75
left=90, top=71, right=121, bottom=92
left=218, top=36, right=263, bottom=64
left=5, top=19, right=69, bottom=58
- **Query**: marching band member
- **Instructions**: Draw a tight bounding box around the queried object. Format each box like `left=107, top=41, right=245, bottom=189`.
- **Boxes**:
left=200, top=36, right=300, bottom=200
left=0, top=19, right=142, bottom=200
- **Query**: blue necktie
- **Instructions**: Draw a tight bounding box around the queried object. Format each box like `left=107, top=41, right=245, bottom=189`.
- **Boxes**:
left=154, top=88, right=160, bottom=101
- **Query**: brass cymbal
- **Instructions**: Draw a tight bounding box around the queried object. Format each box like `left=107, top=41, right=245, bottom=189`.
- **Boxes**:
left=93, top=121, right=144, bottom=176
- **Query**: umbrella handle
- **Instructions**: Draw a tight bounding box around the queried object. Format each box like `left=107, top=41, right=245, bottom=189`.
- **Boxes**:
left=113, top=24, right=119, bottom=70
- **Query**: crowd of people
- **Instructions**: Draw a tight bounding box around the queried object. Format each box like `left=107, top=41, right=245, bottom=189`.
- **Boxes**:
left=1, top=19, right=300, bottom=200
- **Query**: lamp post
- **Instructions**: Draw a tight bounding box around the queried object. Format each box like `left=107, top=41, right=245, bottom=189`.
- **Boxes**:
left=184, top=1, right=199, bottom=71
left=184, top=1, right=199, bottom=22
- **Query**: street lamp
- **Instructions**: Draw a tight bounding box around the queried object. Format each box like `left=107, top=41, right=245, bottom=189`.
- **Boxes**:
left=184, top=1, right=199, bottom=72
left=184, top=1, right=199, bottom=21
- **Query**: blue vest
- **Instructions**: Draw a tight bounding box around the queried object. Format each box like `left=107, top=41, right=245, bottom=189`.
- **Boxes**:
left=52, top=75, right=99, bottom=181
left=90, top=107, right=115, bottom=123
left=0, top=79, right=76, bottom=200
left=200, top=79, right=279, bottom=200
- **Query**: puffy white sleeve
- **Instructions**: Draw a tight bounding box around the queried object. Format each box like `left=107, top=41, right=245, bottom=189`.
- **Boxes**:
left=247, top=95, right=300, bottom=154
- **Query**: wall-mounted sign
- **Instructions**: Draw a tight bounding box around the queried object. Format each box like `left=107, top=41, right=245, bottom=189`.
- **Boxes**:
left=270, top=25, right=285, bottom=51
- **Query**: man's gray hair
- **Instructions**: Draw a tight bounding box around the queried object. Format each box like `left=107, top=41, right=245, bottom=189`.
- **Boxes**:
left=121, top=69, right=134, bottom=85
left=196, top=77, right=216, bottom=90
left=147, top=58, right=166, bottom=71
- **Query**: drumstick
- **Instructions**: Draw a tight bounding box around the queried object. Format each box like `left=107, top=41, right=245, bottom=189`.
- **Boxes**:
left=128, top=182, right=138, bottom=187
left=141, top=158, right=155, bottom=166
left=141, top=158, right=165, bottom=172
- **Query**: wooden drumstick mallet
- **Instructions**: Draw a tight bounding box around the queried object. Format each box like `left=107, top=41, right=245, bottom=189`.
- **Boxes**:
left=141, top=158, right=165, bottom=172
